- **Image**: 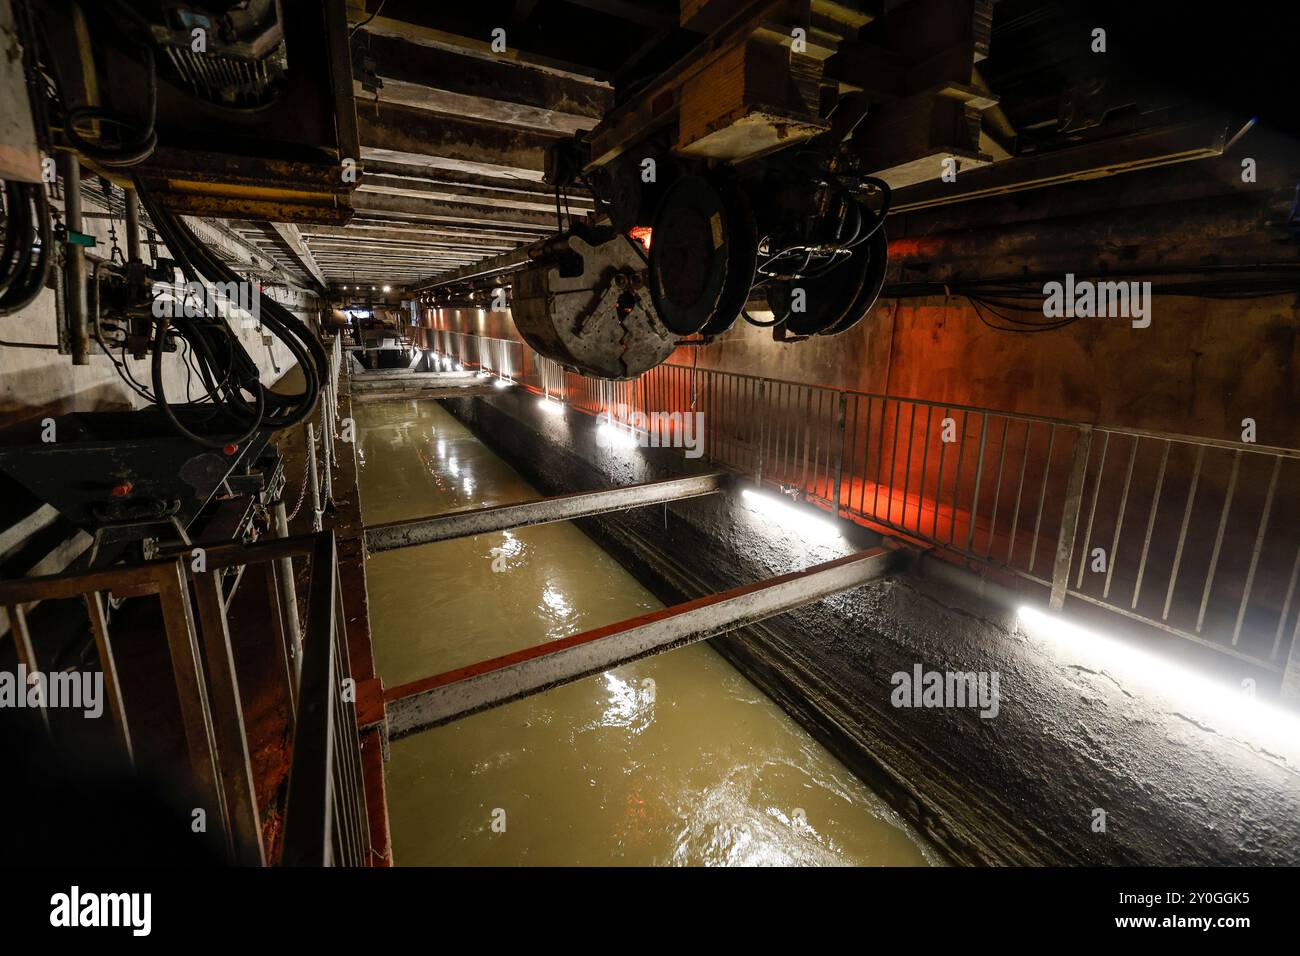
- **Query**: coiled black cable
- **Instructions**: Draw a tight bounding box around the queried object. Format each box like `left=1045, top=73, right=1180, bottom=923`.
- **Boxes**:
left=136, top=185, right=326, bottom=448
left=63, top=44, right=158, bottom=168
left=0, top=181, right=53, bottom=317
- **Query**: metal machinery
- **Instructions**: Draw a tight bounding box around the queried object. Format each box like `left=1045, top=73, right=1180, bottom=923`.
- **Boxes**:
left=0, top=0, right=358, bottom=561
left=414, top=0, right=988, bottom=378
left=409, top=0, right=1272, bottom=382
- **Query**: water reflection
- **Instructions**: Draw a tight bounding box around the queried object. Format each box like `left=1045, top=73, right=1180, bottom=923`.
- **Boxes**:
left=357, top=399, right=939, bottom=866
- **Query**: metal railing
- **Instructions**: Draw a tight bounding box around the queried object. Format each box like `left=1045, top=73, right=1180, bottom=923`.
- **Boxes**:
left=0, top=529, right=371, bottom=866
left=279, top=531, right=370, bottom=866
left=426, top=330, right=1300, bottom=675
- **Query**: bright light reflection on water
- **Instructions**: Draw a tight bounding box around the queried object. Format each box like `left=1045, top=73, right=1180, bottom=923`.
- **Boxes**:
left=356, top=400, right=939, bottom=867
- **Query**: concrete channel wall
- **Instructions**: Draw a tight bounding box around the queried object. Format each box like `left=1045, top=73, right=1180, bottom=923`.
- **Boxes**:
left=439, top=388, right=1300, bottom=866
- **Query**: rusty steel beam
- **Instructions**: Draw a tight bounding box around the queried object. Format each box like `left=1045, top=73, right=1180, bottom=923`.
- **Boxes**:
left=384, top=547, right=898, bottom=736
left=359, top=173, right=593, bottom=214
left=359, top=102, right=559, bottom=180
left=365, top=472, right=729, bottom=554
left=351, top=189, right=560, bottom=228
left=266, top=221, right=329, bottom=292
left=358, top=33, right=611, bottom=133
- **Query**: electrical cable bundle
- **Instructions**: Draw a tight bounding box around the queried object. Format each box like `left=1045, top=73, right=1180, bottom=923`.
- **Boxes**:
left=0, top=180, right=52, bottom=320
left=883, top=265, right=1300, bottom=333
left=755, top=176, right=891, bottom=284
left=0, top=0, right=54, bottom=327
left=62, top=42, right=158, bottom=168
left=138, top=187, right=326, bottom=449
left=745, top=173, right=892, bottom=332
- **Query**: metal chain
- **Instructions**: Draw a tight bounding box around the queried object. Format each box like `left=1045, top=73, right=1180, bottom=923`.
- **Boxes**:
left=285, top=453, right=311, bottom=522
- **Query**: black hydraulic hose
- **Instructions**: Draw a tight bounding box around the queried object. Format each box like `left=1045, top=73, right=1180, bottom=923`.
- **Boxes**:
left=137, top=185, right=326, bottom=439
left=164, top=203, right=325, bottom=424
left=151, top=319, right=265, bottom=449
left=0, top=185, right=52, bottom=316
left=63, top=44, right=158, bottom=167
left=0, top=181, right=32, bottom=300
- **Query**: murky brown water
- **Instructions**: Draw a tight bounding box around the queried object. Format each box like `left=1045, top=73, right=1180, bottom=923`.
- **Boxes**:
left=357, top=398, right=938, bottom=866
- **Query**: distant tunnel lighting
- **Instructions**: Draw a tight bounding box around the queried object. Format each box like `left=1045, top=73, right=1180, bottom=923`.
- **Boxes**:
left=1016, top=605, right=1300, bottom=745
left=740, top=488, right=842, bottom=540
left=538, top=397, right=564, bottom=415
left=383, top=285, right=392, bottom=293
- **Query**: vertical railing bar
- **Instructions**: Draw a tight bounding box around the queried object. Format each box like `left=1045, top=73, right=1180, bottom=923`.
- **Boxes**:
left=190, top=570, right=266, bottom=868
left=1103, top=435, right=1138, bottom=601
left=1007, top=420, right=1032, bottom=565
left=832, top=393, right=848, bottom=515
left=282, top=533, right=340, bottom=867
left=948, top=410, right=969, bottom=545
left=886, top=402, right=902, bottom=525
left=1133, top=439, right=1171, bottom=610
left=966, top=412, right=989, bottom=553
left=1029, top=424, right=1056, bottom=573
left=1275, top=537, right=1300, bottom=661
left=931, top=407, right=948, bottom=540
left=1076, top=431, right=1110, bottom=589
left=335, top=557, right=370, bottom=864
left=811, top=390, right=824, bottom=497
left=1232, top=455, right=1281, bottom=647
left=1162, top=444, right=1205, bottom=622
left=83, top=590, right=133, bottom=763
left=4, top=603, right=49, bottom=734
left=901, top=403, right=917, bottom=532
left=1195, top=448, right=1241, bottom=633
left=916, top=405, right=933, bottom=531
left=985, top=416, right=1010, bottom=557
left=843, top=393, right=861, bottom=511
left=857, top=395, right=872, bottom=516
left=777, top=383, right=789, bottom=481
left=873, top=397, right=887, bottom=518
left=800, top=387, right=814, bottom=494
left=1049, top=426, right=1092, bottom=610
left=156, top=560, right=229, bottom=852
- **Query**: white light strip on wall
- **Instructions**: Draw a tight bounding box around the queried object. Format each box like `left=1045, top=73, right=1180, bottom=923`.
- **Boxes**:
left=1017, top=604, right=1300, bottom=751
left=741, top=489, right=842, bottom=541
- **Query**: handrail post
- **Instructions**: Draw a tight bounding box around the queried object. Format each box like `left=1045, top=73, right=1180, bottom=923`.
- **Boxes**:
left=282, top=532, right=339, bottom=866
left=191, top=569, right=267, bottom=866
left=1050, top=425, right=1093, bottom=609
left=272, top=498, right=303, bottom=697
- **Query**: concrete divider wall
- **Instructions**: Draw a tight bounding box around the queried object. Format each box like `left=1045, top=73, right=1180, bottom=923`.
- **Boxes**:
left=440, top=390, right=1300, bottom=866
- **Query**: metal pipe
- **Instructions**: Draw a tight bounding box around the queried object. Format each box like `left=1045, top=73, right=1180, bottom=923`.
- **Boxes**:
left=124, top=187, right=142, bottom=263
left=272, top=499, right=303, bottom=674
left=60, top=153, right=89, bottom=366
left=410, top=235, right=575, bottom=293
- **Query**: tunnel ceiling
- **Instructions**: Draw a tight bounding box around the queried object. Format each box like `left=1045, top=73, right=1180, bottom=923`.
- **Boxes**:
left=212, top=0, right=1294, bottom=299
left=224, top=1, right=691, bottom=293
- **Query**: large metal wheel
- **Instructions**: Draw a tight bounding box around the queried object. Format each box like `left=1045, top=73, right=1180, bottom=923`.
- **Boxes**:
left=700, top=176, right=758, bottom=336
left=822, top=225, right=889, bottom=336
left=763, top=234, right=872, bottom=336
left=649, top=175, right=735, bottom=336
